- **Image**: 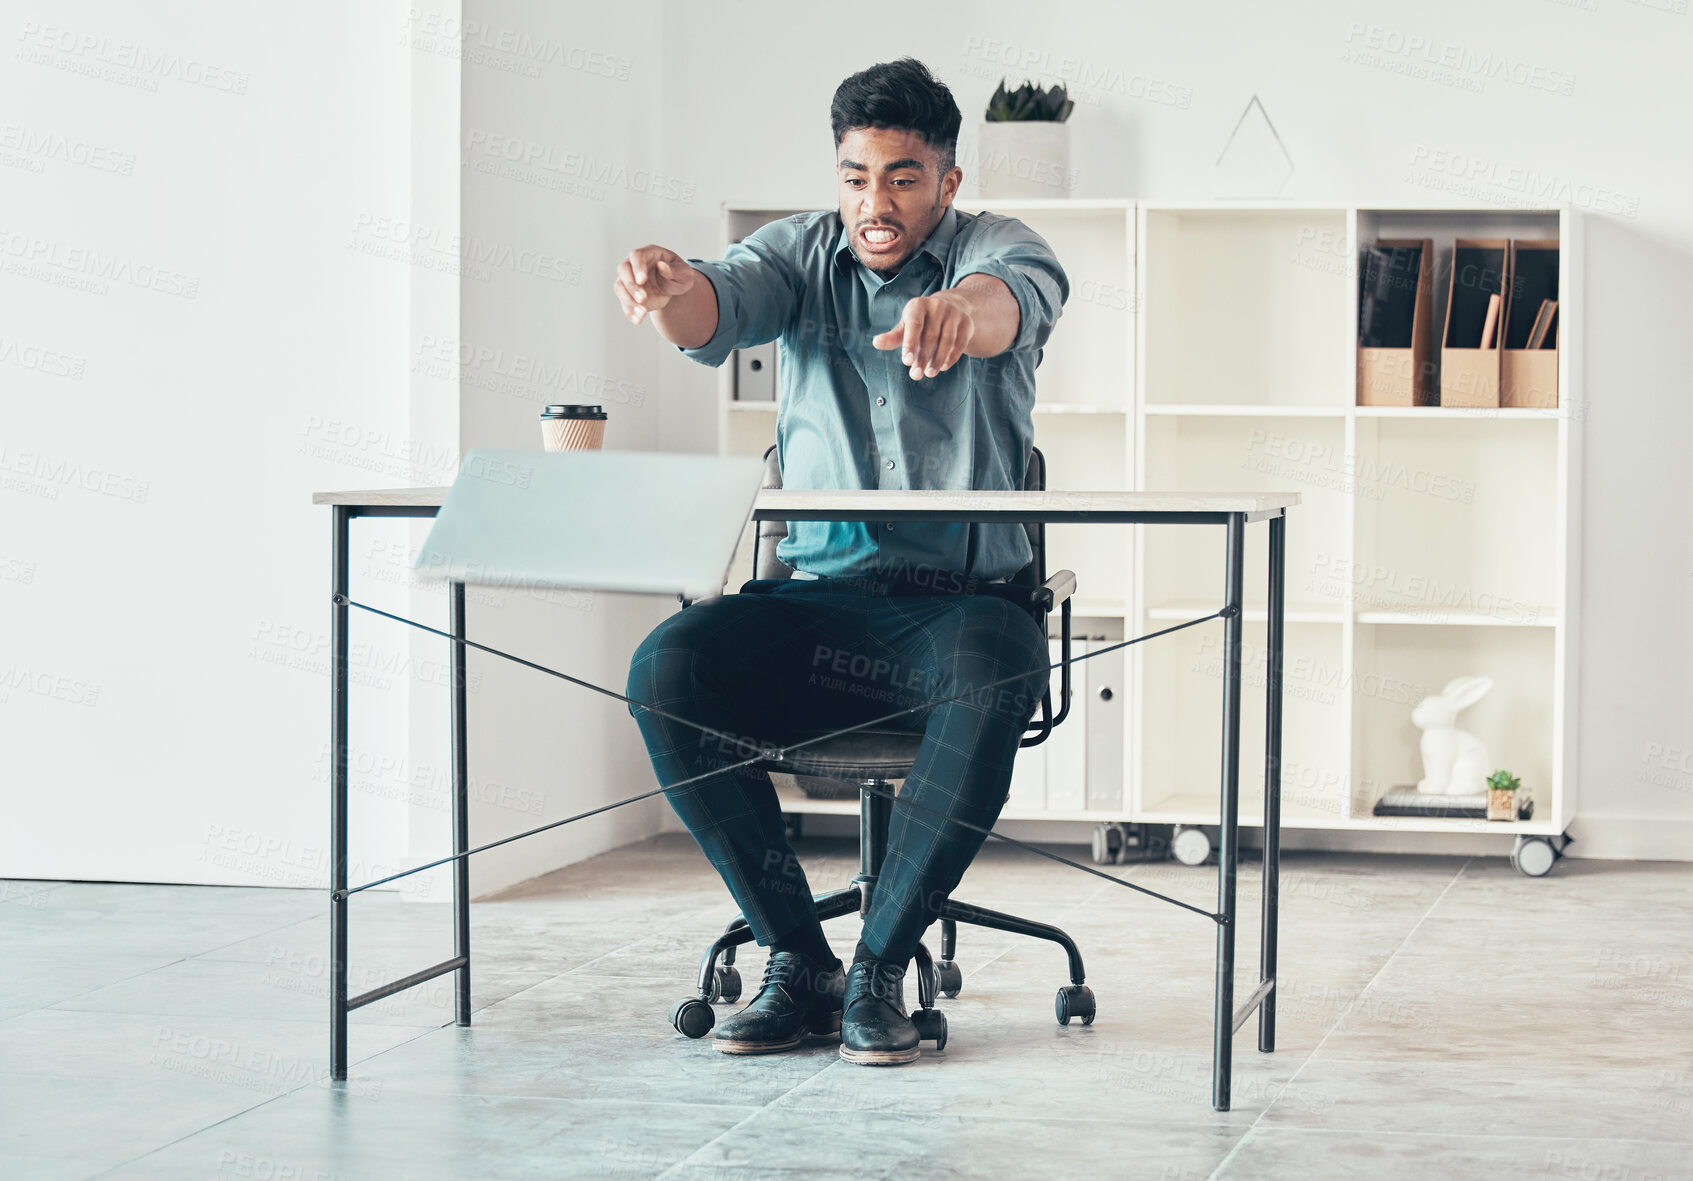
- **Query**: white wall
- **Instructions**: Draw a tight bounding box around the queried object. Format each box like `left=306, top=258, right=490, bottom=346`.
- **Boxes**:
left=455, top=0, right=677, bottom=895
left=654, top=0, right=1693, bottom=858
left=1, top=1, right=428, bottom=887
left=6, top=0, right=1688, bottom=893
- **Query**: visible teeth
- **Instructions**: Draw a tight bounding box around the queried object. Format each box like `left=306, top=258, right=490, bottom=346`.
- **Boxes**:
left=864, top=229, right=896, bottom=243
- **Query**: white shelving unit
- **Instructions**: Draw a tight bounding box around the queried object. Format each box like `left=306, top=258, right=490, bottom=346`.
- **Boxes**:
left=713, top=198, right=1581, bottom=849
left=1133, top=201, right=1580, bottom=847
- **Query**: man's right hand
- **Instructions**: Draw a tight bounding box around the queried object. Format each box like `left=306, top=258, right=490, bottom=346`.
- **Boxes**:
left=615, top=245, right=696, bottom=325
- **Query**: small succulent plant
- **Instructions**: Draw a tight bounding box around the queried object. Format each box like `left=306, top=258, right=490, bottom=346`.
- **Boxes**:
left=985, top=79, right=1074, bottom=123
left=1486, top=769, right=1521, bottom=792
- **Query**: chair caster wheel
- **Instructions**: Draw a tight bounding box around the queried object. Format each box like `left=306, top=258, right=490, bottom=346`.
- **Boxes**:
left=669, top=998, right=716, bottom=1039
left=712, top=966, right=742, bottom=1004
left=1056, top=985, right=1095, bottom=1027
left=935, top=961, right=963, bottom=999
left=910, top=1007, right=948, bottom=1051
left=1092, top=822, right=1131, bottom=864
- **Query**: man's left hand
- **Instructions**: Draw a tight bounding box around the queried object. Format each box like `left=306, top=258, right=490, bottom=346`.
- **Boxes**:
left=871, top=292, right=975, bottom=381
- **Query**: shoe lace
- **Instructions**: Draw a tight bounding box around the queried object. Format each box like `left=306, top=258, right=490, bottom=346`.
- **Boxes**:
left=857, top=959, right=905, bottom=1002
left=761, top=952, right=812, bottom=994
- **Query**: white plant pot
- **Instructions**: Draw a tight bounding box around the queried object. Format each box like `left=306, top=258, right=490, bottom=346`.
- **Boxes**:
left=977, top=121, right=1072, bottom=199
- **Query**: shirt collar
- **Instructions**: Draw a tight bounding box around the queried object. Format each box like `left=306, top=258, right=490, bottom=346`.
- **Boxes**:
left=833, top=204, right=959, bottom=274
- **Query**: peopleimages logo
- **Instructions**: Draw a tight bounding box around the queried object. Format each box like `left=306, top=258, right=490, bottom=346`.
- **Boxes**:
left=0, top=229, right=199, bottom=298
left=0, top=335, right=85, bottom=379
left=16, top=21, right=251, bottom=94
left=0, top=446, right=150, bottom=502
left=462, top=130, right=696, bottom=204
left=413, top=335, right=646, bottom=406
left=0, top=123, right=135, bottom=175
left=1342, top=23, right=1576, bottom=96
left=0, top=664, right=101, bottom=707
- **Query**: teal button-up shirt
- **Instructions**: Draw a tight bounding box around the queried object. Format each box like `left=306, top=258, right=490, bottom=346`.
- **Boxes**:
left=680, top=204, right=1068, bottom=581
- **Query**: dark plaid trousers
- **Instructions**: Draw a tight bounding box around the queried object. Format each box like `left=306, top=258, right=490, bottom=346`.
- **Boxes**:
left=625, top=576, right=1051, bottom=964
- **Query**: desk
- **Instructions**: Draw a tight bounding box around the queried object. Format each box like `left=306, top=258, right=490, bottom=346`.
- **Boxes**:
left=313, top=484, right=1298, bottom=1110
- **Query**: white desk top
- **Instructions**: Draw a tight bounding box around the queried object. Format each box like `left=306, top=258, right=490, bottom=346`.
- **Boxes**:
left=752, top=489, right=1299, bottom=516
left=313, top=486, right=452, bottom=506
left=313, top=486, right=1299, bottom=516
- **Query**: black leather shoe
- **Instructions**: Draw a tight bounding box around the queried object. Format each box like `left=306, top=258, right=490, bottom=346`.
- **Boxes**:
left=712, top=951, right=845, bottom=1055
left=839, top=958, right=921, bottom=1066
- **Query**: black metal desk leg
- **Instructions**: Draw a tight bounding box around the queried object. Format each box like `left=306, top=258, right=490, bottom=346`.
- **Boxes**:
left=330, top=507, right=351, bottom=1082
left=450, top=581, right=471, bottom=1026
left=1213, top=513, right=1246, bottom=1112
left=1260, top=512, right=1286, bottom=1054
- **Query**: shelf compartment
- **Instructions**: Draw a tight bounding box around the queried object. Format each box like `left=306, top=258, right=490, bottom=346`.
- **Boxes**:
left=1035, top=412, right=1129, bottom=610
left=1034, top=403, right=1126, bottom=415
left=973, top=204, right=1131, bottom=412
left=1351, top=415, right=1559, bottom=623
left=1139, top=621, right=1350, bottom=824
left=1349, top=621, right=1556, bottom=822
left=1145, top=404, right=1347, bottom=418
left=1142, top=208, right=1350, bottom=408
left=1355, top=209, right=1561, bottom=413
left=1141, top=413, right=1348, bottom=616
left=1354, top=405, right=1566, bottom=420
left=1355, top=610, right=1556, bottom=628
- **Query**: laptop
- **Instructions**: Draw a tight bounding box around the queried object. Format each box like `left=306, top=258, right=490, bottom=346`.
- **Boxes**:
left=413, top=449, right=766, bottom=601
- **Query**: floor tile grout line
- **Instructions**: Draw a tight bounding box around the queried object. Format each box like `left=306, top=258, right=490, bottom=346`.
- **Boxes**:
left=650, top=1059, right=843, bottom=1181
left=1205, top=857, right=1473, bottom=1180
left=1206, top=1125, right=1693, bottom=1146
left=85, top=1020, right=455, bottom=1179
left=20, top=899, right=328, bottom=1020
left=649, top=857, right=1142, bottom=1179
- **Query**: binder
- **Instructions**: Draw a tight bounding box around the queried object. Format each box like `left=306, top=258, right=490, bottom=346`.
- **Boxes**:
left=1084, top=640, right=1125, bottom=811
left=1501, top=239, right=1559, bottom=409
left=1357, top=238, right=1434, bottom=407
left=1044, top=636, right=1088, bottom=812
left=1440, top=238, right=1509, bottom=407
left=732, top=342, right=777, bottom=401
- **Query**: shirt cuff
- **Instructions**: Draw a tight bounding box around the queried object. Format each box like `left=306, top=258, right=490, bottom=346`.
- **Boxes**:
left=954, top=259, right=1045, bottom=354
left=674, top=259, right=738, bottom=369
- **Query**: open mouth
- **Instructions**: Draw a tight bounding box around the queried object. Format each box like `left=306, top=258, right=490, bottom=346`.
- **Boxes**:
left=858, top=225, right=902, bottom=253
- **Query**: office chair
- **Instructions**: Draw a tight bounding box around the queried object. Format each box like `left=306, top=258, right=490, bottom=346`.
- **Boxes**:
left=668, top=446, right=1092, bottom=1051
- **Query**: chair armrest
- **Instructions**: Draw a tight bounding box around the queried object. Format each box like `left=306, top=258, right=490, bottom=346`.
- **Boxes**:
left=1019, top=592, right=1075, bottom=748
left=1032, top=569, right=1077, bottom=612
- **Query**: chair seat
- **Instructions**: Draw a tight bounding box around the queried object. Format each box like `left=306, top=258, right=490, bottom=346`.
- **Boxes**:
left=762, top=727, right=923, bottom=780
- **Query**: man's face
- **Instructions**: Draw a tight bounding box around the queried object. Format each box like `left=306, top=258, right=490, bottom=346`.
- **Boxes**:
left=835, top=126, right=962, bottom=277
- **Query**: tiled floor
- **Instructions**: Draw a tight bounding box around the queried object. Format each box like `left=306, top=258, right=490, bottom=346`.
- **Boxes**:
left=3, top=839, right=1690, bottom=1180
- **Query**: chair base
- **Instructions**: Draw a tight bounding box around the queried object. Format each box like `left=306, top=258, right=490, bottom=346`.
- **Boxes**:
left=669, top=778, right=1093, bottom=1041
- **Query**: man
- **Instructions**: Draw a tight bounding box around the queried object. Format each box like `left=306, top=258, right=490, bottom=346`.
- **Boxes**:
left=618, top=58, right=1067, bottom=1066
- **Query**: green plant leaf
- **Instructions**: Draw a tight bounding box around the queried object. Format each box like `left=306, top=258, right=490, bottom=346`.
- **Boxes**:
left=986, top=78, right=1076, bottom=122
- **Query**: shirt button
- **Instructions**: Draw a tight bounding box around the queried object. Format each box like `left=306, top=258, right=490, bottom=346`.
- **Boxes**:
left=884, top=460, right=895, bottom=469
left=876, top=396, right=886, bottom=406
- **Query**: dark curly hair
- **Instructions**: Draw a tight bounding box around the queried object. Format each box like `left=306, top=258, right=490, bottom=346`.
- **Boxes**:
left=830, top=58, right=961, bottom=173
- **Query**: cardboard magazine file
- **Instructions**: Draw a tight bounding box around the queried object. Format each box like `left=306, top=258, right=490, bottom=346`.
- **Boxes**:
left=1357, top=238, right=1434, bottom=407
left=1440, top=238, right=1509, bottom=408
left=1501, top=239, right=1560, bottom=410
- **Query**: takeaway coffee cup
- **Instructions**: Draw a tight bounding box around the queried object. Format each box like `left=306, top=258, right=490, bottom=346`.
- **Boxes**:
left=540, top=404, right=607, bottom=451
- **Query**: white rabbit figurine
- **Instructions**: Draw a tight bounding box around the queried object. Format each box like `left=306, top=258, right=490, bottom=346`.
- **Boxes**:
left=1413, top=675, right=1494, bottom=795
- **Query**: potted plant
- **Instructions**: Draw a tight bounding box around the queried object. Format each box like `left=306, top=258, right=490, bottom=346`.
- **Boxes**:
left=1486, top=769, right=1521, bottom=821
left=978, top=79, right=1075, bottom=199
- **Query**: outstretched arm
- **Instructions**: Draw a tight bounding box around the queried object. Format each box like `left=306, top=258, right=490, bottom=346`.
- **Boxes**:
left=614, top=245, right=719, bottom=349
left=870, top=273, right=1020, bottom=381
